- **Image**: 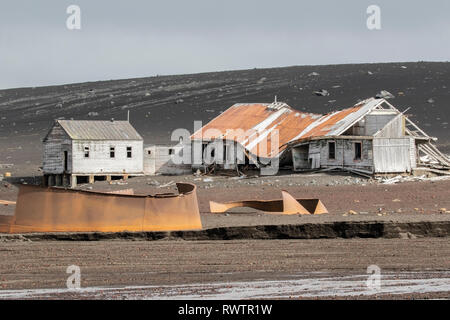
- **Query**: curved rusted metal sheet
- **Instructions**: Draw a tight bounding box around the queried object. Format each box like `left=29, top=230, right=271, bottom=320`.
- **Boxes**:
left=0, top=183, right=202, bottom=234
left=209, top=190, right=328, bottom=215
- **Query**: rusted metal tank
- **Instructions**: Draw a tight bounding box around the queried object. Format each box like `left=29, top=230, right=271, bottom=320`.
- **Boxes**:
left=0, top=183, right=202, bottom=233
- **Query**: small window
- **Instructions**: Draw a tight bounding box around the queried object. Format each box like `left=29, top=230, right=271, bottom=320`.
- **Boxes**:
left=147, top=150, right=152, bottom=155
left=354, top=142, right=362, bottom=160
left=328, top=141, right=336, bottom=160
left=169, top=148, right=174, bottom=155
left=127, top=146, right=132, bottom=158
left=110, top=146, right=115, bottom=158
left=84, top=146, right=90, bottom=158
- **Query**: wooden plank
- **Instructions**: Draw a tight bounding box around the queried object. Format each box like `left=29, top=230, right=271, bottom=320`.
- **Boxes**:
left=0, top=200, right=16, bottom=205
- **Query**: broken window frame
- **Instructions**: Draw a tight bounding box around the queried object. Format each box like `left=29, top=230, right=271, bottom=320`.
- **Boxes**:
left=328, top=141, right=336, bottom=160
left=127, top=146, right=132, bottom=158
left=354, top=141, right=362, bottom=160
left=110, top=146, right=115, bottom=158
left=84, top=146, right=90, bottom=158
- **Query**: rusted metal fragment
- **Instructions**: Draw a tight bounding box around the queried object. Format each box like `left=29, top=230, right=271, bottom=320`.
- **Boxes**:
left=0, top=183, right=202, bottom=234
left=209, top=190, right=328, bottom=215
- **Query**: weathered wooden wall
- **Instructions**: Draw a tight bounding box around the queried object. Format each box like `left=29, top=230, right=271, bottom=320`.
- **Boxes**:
left=364, top=114, right=396, bottom=135
left=375, top=115, right=404, bottom=138
left=43, top=124, right=72, bottom=174
left=144, top=145, right=191, bottom=175
left=292, top=145, right=309, bottom=170
left=72, top=140, right=143, bottom=174
left=321, top=139, right=373, bottom=171
left=292, top=138, right=374, bottom=172
left=373, top=137, right=413, bottom=173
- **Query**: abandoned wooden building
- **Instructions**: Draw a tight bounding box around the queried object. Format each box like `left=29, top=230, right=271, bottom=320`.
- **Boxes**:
left=191, top=98, right=450, bottom=175
left=143, top=144, right=191, bottom=175
left=190, top=101, right=303, bottom=174
left=287, top=97, right=450, bottom=175
left=43, top=119, right=144, bottom=187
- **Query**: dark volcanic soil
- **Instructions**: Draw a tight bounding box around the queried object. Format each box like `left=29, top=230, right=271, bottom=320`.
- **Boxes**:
left=0, top=62, right=449, bottom=178
left=0, top=238, right=448, bottom=299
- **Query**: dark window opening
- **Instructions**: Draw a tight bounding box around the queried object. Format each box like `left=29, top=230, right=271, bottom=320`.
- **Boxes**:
left=110, top=146, right=115, bottom=158
left=147, top=150, right=152, bottom=155
left=127, top=146, right=132, bottom=158
left=328, top=142, right=336, bottom=159
left=169, top=148, right=175, bottom=155
left=84, top=146, right=90, bottom=158
left=354, top=142, right=362, bottom=160
left=64, top=151, right=68, bottom=171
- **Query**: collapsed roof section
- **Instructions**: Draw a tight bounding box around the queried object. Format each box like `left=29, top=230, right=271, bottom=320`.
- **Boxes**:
left=192, top=102, right=314, bottom=158
left=192, top=98, right=390, bottom=157
left=191, top=97, right=450, bottom=168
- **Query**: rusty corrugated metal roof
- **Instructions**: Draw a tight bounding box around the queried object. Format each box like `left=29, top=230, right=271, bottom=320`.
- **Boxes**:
left=58, top=120, right=143, bottom=141
left=191, top=98, right=383, bottom=157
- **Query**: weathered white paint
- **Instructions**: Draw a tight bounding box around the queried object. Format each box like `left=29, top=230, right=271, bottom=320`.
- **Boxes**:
left=409, top=137, right=417, bottom=169
left=373, top=138, right=412, bottom=173
left=71, top=140, right=143, bottom=174
left=292, top=139, right=374, bottom=172
left=364, top=114, right=397, bottom=135
left=375, top=115, right=404, bottom=138
left=328, top=98, right=385, bottom=136
left=144, top=145, right=191, bottom=175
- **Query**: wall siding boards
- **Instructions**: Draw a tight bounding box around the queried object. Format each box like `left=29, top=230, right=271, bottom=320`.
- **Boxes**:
left=71, top=140, right=143, bottom=174
left=373, top=138, right=412, bottom=173
left=144, top=145, right=191, bottom=175
left=364, top=114, right=396, bottom=135
left=43, top=124, right=72, bottom=174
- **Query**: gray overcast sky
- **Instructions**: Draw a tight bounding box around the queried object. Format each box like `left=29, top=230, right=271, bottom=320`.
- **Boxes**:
left=0, top=0, right=449, bottom=89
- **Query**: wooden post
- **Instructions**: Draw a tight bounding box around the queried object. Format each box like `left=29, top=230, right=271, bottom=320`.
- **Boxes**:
left=71, top=175, right=77, bottom=188
left=89, top=175, right=95, bottom=184
left=55, top=175, right=62, bottom=186
left=106, top=175, right=111, bottom=183
left=48, top=175, right=55, bottom=187
left=62, top=174, right=68, bottom=187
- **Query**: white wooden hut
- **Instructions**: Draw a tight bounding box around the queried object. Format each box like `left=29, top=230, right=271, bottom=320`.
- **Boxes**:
left=43, top=119, right=143, bottom=187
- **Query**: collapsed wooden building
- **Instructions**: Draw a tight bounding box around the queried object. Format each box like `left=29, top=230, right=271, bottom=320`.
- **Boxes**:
left=191, top=97, right=450, bottom=175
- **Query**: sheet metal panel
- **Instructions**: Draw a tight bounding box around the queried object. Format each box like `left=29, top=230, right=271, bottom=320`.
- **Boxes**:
left=58, top=120, right=143, bottom=141
left=0, top=183, right=201, bottom=233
